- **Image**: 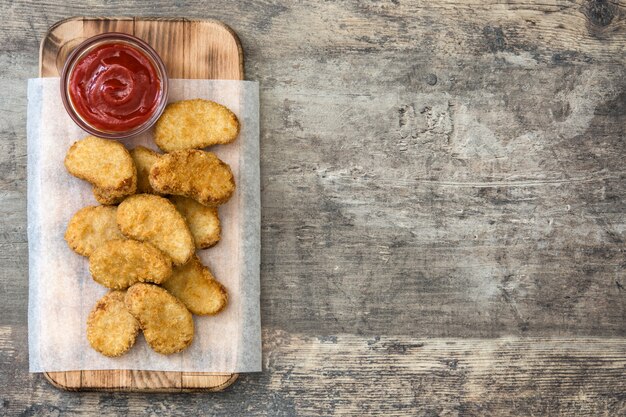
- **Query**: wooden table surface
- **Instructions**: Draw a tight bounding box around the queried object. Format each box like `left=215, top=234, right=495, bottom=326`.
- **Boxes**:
left=1, top=0, right=625, bottom=415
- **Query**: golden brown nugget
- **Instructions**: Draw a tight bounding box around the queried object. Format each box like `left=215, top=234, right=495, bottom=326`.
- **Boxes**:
left=125, top=283, right=194, bottom=354
left=117, top=194, right=194, bottom=265
left=150, top=150, right=235, bottom=206
left=64, top=136, right=137, bottom=200
left=89, top=239, right=172, bottom=289
left=65, top=205, right=124, bottom=257
left=130, top=146, right=162, bottom=194
left=154, top=99, right=240, bottom=152
left=162, top=255, right=228, bottom=315
left=170, top=196, right=221, bottom=248
left=87, top=290, right=140, bottom=357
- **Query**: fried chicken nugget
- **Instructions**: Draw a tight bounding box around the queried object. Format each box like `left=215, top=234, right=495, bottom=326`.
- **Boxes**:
left=154, top=99, right=240, bottom=152
left=130, top=146, right=162, bottom=194
left=87, top=290, right=140, bottom=357
left=89, top=239, right=172, bottom=289
left=150, top=150, right=235, bottom=206
left=65, top=205, right=124, bottom=257
left=116, top=194, right=194, bottom=265
left=125, top=283, right=194, bottom=354
left=161, top=255, right=228, bottom=315
left=64, top=136, right=137, bottom=204
left=170, top=196, right=221, bottom=248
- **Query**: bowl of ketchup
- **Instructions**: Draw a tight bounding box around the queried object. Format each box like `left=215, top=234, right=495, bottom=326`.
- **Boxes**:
left=61, top=33, right=169, bottom=139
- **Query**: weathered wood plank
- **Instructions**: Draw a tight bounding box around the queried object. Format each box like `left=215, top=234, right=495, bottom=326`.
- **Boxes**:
left=2, top=325, right=626, bottom=415
left=5, top=1, right=626, bottom=62
left=256, top=331, right=626, bottom=416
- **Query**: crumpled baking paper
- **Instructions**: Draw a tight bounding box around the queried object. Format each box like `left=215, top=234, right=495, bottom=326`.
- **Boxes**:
left=27, top=78, right=261, bottom=372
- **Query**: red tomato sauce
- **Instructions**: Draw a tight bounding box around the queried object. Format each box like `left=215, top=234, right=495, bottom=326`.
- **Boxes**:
left=68, top=43, right=162, bottom=132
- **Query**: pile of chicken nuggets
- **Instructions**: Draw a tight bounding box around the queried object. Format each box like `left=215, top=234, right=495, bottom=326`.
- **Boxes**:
left=64, top=99, right=239, bottom=357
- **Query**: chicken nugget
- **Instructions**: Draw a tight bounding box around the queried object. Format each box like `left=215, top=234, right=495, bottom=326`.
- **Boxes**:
left=161, top=255, right=228, bottom=315
left=150, top=150, right=235, bottom=206
left=170, top=196, right=221, bottom=248
left=64, top=136, right=137, bottom=202
left=125, top=283, right=194, bottom=354
left=130, top=146, right=162, bottom=194
left=65, top=205, right=124, bottom=257
left=116, top=194, right=194, bottom=265
left=87, top=290, right=140, bottom=357
left=89, top=239, right=172, bottom=289
left=154, top=99, right=240, bottom=152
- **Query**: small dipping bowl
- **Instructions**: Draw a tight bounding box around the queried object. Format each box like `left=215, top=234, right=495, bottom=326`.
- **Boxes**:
left=61, top=33, right=169, bottom=139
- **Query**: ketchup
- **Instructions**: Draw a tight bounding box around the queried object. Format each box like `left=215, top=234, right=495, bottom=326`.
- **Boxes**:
left=68, top=42, right=162, bottom=132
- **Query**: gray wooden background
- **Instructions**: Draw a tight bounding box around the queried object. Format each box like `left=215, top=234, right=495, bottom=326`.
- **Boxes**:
left=1, top=0, right=625, bottom=415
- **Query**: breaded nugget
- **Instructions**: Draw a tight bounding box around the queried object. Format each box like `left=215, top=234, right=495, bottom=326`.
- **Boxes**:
left=87, top=290, right=140, bottom=357
left=89, top=239, right=172, bottom=289
left=116, top=194, right=194, bottom=265
left=64, top=136, right=137, bottom=201
left=130, top=146, right=162, bottom=194
left=154, top=99, right=240, bottom=152
left=162, top=255, right=228, bottom=315
left=65, top=205, right=124, bottom=257
left=150, top=150, right=235, bottom=206
left=125, top=283, right=194, bottom=354
left=170, top=196, right=221, bottom=248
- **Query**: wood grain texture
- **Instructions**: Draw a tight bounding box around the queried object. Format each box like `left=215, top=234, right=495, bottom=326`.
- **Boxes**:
left=134, top=20, right=185, bottom=78
left=2, top=325, right=626, bottom=415
left=39, top=17, right=242, bottom=392
left=1, top=0, right=625, bottom=414
left=40, top=17, right=243, bottom=79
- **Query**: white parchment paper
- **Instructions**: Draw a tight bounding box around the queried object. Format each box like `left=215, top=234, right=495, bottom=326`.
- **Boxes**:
left=27, top=78, right=261, bottom=373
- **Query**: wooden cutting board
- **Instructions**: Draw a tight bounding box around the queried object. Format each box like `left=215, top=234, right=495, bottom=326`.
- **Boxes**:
left=40, top=17, right=243, bottom=392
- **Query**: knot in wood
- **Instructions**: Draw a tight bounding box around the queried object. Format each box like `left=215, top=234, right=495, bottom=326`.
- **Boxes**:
left=584, top=0, right=616, bottom=27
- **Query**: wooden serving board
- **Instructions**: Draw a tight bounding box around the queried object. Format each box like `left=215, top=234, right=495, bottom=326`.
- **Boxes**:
left=40, top=17, right=243, bottom=392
